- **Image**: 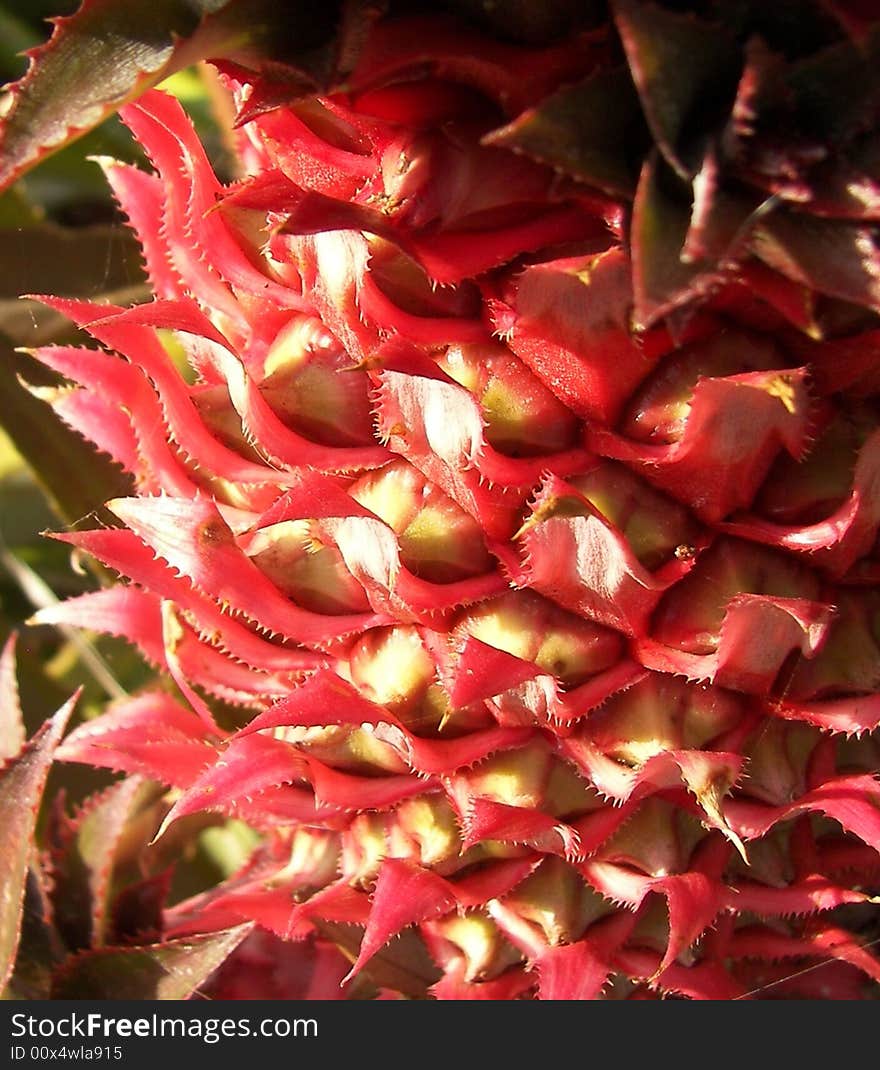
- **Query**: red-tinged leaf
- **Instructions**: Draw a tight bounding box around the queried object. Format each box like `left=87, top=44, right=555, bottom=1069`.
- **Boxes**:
left=520, top=498, right=691, bottom=639
left=451, top=856, right=540, bottom=910
left=106, top=494, right=387, bottom=647
left=216, top=784, right=339, bottom=832
left=378, top=725, right=536, bottom=779
left=200, top=343, right=389, bottom=474
left=158, top=601, right=223, bottom=733
left=290, top=881, right=372, bottom=932
left=592, top=367, right=813, bottom=524
left=40, top=385, right=143, bottom=483
left=358, top=274, right=490, bottom=347
left=170, top=613, right=303, bottom=706
left=0, top=0, right=206, bottom=194
left=314, top=514, right=508, bottom=626
left=204, top=882, right=304, bottom=941
left=487, top=65, right=643, bottom=198
left=410, top=207, right=605, bottom=288
left=752, top=211, right=880, bottom=313
left=56, top=692, right=217, bottom=787
left=444, top=636, right=542, bottom=707
left=0, top=634, right=25, bottom=762
left=496, top=248, right=655, bottom=425
left=92, top=298, right=231, bottom=350
left=5, top=866, right=61, bottom=1000
left=738, top=260, right=820, bottom=337
left=49, top=923, right=252, bottom=1000
left=0, top=694, right=76, bottom=990
left=347, top=859, right=457, bottom=980
left=580, top=861, right=724, bottom=976
left=207, top=930, right=357, bottom=1000
left=109, top=868, right=172, bottom=946
left=612, top=0, right=739, bottom=179
left=630, top=152, right=762, bottom=329
left=244, top=108, right=375, bottom=200
left=0, top=340, right=136, bottom=528
left=562, top=740, right=744, bottom=848
left=374, top=368, right=555, bottom=542
left=49, top=777, right=153, bottom=951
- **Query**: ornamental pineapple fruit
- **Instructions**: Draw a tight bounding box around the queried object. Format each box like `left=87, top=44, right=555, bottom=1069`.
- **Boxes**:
left=20, top=1, right=880, bottom=998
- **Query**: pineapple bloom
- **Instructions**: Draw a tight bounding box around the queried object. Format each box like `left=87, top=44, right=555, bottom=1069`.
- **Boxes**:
left=22, top=10, right=880, bottom=999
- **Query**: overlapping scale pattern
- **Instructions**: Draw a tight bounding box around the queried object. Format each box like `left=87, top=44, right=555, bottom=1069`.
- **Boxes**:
left=29, top=20, right=880, bottom=999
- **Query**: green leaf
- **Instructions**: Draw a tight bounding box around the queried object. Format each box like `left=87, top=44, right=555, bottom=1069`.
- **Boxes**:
left=446, top=0, right=601, bottom=45
left=0, top=633, right=26, bottom=761
left=612, top=0, right=740, bottom=179
left=752, top=210, right=880, bottom=313
left=630, top=150, right=763, bottom=328
left=0, top=691, right=76, bottom=991
left=50, top=923, right=253, bottom=998
left=5, top=865, right=63, bottom=1000
left=315, top=921, right=440, bottom=998
left=49, top=776, right=155, bottom=952
left=485, top=66, right=644, bottom=198
left=0, top=0, right=343, bottom=195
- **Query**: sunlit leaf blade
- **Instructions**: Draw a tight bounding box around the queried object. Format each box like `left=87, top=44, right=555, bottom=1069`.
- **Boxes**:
left=0, top=0, right=343, bottom=195
left=0, top=633, right=25, bottom=761
left=751, top=210, right=880, bottom=312
left=49, top=922, right=252, bottom=999
left=0, top=692, right=76, bottom=991
left=5, top=866, right=61, bottom=1000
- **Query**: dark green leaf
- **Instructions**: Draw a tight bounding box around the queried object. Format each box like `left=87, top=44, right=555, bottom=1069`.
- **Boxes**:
left=0, top=633, right=26, bottom=761
left=50, top=923, right=253, bottom=998
left=5, top=865, right=63, bottom=999
left=315, top=921, right=440, bottom=998
left=49, top=776, right=155, bottom=951
left=612, top=0, right=740, bottom=179
left=0, top=691, right=75, bottom=990
left=486, top=66, right=644, bottom=198
left=752, top=210, right=880, bottom=313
